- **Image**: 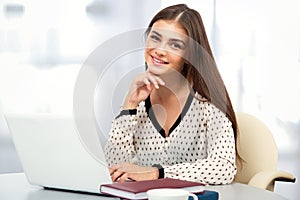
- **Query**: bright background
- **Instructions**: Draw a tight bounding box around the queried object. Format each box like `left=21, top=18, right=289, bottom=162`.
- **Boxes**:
left=0, top=0, right=299, bottom=199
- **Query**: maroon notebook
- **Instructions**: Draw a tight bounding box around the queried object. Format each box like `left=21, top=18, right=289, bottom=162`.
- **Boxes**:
left=99, top=178, right=205, bottom=199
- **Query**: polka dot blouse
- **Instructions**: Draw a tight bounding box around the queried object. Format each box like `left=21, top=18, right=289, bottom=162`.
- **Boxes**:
left=104, top=92, right=237, bottom=185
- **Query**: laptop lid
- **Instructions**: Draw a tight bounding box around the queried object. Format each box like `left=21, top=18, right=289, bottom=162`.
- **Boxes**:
left=5, top=113, right=113, bottom=194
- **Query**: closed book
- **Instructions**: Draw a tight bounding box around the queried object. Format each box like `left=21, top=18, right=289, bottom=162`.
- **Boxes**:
left=99, top=178, right=205, bottom=199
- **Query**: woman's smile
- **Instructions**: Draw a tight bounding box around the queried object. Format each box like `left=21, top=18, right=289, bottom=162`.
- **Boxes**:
left=151, top=55, right=168, bottom=66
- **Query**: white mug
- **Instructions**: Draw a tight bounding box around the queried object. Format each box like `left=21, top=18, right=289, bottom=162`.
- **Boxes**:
left=147, top=188, right=198, bottom=200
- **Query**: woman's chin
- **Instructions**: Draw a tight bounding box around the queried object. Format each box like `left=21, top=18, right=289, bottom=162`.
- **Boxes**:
left=147, top=64, right=169, bottom=75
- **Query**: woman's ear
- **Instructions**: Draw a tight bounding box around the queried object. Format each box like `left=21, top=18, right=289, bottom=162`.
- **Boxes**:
left=145, top=62, right=148, bottom=70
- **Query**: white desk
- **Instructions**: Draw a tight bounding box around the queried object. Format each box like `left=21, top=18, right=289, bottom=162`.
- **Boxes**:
left=0, top=173, right=288, bottom=200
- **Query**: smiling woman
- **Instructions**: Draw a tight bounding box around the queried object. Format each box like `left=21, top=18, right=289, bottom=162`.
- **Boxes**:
left=145, top=20, right=187, bottom=75
left=104, top=4, right=239, bottom=185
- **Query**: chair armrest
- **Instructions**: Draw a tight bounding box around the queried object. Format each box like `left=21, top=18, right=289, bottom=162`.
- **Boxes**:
left=248, top=170, right=296, bottom=191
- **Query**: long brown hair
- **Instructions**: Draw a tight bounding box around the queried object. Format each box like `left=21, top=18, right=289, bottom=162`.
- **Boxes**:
left=145, top=4, right=241, bottom=163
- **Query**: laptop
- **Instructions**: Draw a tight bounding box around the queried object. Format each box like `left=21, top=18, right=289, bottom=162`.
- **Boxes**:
left=5, top=113, right=114, bottom=195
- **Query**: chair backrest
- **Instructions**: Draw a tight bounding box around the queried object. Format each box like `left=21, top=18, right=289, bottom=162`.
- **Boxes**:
left=234, top=112, right=278, bottom=184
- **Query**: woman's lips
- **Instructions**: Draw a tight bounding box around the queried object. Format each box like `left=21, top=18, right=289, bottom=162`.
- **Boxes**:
left=151, top=56, right=168, bottom=66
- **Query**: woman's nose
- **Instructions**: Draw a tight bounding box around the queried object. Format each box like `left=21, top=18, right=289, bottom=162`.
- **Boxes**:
left=155, top=46, right=167, bottom=57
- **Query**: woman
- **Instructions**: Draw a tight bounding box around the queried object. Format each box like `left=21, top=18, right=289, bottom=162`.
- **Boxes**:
left=105, top=4, right=239, bottom=185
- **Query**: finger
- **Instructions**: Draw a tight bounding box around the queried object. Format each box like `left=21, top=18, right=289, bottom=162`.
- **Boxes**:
left=155, top=76, right=165, bottom=86
left=111, top=170, right=125, bottom=182
left=109, top=167, right=117, bottom=176
left=147, top=75, right=160, bottom=89
left=118, top=173, right=130, bottom=183
left=146, top=72, right=165, bottom=87
left=146, top=83, right=154, bottom=91
left=143, top=77, right=151, bottom=85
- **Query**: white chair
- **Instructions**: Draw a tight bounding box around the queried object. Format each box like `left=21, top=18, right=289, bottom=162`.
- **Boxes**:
left=234, top=112, right=296, bottom=191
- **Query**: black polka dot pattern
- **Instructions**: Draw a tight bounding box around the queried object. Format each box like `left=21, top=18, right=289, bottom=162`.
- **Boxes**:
left=104, top=93, right=236, bottom=185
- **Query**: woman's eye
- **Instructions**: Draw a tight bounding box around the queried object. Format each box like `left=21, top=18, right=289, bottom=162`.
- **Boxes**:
left=150, top=35, right=160, bottom=41
left=170, top=42, right=182, bottom=50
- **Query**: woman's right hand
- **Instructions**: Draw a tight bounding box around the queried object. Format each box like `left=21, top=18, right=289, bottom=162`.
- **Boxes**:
left=122, top=72, right=165, bottom=109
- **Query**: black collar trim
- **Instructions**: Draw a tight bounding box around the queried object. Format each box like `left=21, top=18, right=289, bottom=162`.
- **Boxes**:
left=145, top=91, right=194, bottom=138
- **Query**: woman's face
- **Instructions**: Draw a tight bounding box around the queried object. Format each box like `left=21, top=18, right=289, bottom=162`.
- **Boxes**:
left=145, top=19, right=188, bottom=75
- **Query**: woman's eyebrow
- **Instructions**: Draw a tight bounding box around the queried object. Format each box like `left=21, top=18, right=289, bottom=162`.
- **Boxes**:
left=151, top=30, right=186, bottom=44
left=170, top=38, right=186, bottom=45
left=151, top=30, right=162, bottom=37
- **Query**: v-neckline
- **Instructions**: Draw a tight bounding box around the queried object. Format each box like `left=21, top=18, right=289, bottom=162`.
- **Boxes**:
left=145, top=91, right=194, bottom=138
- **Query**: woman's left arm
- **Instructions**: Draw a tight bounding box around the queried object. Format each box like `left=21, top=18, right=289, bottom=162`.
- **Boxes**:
left=163, top=106, right=237, bottom=185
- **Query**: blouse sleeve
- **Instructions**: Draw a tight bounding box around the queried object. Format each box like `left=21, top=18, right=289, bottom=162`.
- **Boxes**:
left=163, top=104, right=237, bottom=185
left=104, top=110, right=138, bottom=166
